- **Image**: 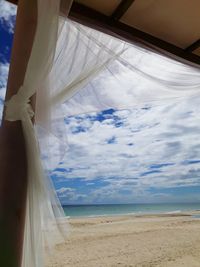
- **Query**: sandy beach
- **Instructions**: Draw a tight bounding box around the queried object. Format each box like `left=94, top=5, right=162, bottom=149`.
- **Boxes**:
left=46, top=212, right=200, bottom=267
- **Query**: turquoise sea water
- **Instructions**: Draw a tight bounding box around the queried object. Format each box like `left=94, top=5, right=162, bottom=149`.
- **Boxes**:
left=63, top=203, right=200, bottom=217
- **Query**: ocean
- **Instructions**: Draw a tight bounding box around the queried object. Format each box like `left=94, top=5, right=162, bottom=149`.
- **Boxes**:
left=63, top=203, right=200, bottom=218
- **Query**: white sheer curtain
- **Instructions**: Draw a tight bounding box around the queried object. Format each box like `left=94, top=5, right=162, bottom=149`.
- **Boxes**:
left=4, top=0, right=200, bottom=266
left=36, top=16, right=200, bottom=171
left=5, top=2, right=65, bottom=267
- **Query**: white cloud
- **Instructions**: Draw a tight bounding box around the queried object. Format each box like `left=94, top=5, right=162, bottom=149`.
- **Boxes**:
left=0, top=1, right=16, bottom=120
left=0, top=62, right=9, bottom=87
left=33, top=24, right=200, bottom=203
left=56, top=187, right=74, bottom=195
left=0, top=0, right=17, bottom=33
left=0, top=62, right=9, bottom=120
left=56, top=187, right=86, bottom=204
left=0, top=0, right=199, bottom=204
left=50, top=94, right=200, bottom=203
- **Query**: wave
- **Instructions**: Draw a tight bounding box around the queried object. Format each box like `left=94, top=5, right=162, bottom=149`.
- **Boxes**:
left=165, top=210, right=181, bottom=214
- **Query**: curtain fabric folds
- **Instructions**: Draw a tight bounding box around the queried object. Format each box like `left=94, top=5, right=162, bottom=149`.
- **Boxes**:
left=4, top=0, right=200, bottom=266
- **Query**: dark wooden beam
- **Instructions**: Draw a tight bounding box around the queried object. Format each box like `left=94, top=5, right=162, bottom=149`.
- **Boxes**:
left=5, top=0, right=200, bottom=67
left=185, top=39, right=200, bottom=53
left=5, top=0, right=17, bottom=4
left=110, top=0, right=135, bottom=20
left=5, top=0, right=73, bottom=16
left=69, top=2, right=200, bottom=67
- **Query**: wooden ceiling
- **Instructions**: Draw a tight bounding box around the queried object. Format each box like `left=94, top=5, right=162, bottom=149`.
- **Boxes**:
left=6, top=0, right=200, bottom=67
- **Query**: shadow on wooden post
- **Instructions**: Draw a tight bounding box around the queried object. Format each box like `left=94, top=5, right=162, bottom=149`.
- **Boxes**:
left=0, top=0, right=37, bottom=266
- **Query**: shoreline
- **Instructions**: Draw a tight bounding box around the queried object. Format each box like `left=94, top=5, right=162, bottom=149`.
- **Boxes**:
left=65, top=209, right=200, bottom=219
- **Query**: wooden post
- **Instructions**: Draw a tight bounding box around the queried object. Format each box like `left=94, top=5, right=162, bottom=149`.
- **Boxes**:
left=0, top=1, right=37, bottom=266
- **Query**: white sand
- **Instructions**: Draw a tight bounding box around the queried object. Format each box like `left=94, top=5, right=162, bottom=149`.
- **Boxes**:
left=46, top=212, right=200, bottom=267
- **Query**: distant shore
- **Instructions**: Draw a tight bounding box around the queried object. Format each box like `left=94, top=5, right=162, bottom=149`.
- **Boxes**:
left=46, top=211, right=200, bottom=267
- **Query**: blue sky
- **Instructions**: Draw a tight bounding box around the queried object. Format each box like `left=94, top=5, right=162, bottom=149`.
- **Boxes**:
left=1, top=1, right=200, bottom=205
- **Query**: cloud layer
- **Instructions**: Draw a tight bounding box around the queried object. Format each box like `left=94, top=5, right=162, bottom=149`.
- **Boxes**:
left=0, top=1, right=16, bottom=120
left=0, top=2, right=200, bottom=204
left=52, top=96, right=200, bottom=204
left=0, top=62, right=9, bottom=119
left=0, top=0, right=16, bottom=33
